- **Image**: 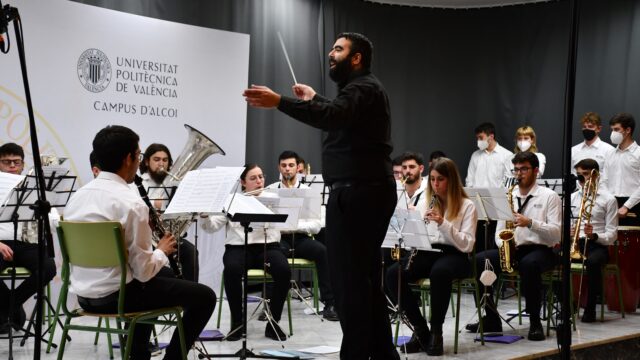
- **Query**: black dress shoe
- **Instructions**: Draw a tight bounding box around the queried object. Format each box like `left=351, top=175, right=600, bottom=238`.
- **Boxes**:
left=466, top=315, right=502, bottom=334
left=258, top=309, right=267, bottom=321
left=265, top=322, right=287, bottom=341
left=581, top=310, right=596, bottom=323
left=399, top=326, right=430, bottom=354
left=426, top=331, right=443, bottom=356
left=527, top=320, right=545, bottom=341
left=224, top=323, right=244, bottom=341
left=0, top=322, right=10, bottom=335
left=322, top=305, right=339, bottom=321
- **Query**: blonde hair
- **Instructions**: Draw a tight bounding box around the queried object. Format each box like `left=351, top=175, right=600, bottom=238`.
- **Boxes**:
left=426, top=158, right=468, bottom=221
left=514, top=125, right=538, bottom=153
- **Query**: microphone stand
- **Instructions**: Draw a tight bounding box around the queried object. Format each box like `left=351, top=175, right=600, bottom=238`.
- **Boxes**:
left=1, top=4, right=54, bottom=359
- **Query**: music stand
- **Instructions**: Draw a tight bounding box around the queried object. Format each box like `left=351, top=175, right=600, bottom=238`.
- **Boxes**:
left=381, top=207, right=439, bottom=353
left=464, top=187, right=517, bottom=333
left=266, top=188, right=323, bottom=317
left=0, top=171, right=74, bottom=356
left=301, top=174, right=328, bottom=206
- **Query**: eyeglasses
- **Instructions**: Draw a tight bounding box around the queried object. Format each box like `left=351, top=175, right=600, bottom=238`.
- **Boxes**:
left=511, top=166, right=532, bottom=174
left=0, top=159, right=24, bottom=166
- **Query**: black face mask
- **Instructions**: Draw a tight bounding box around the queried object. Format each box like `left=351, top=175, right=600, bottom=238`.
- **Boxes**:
left=582, top=128, right=597, bottom=141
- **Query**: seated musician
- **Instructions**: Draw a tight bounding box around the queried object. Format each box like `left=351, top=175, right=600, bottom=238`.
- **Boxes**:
left=0, top=143, right=56, bottom=334
left=139, top=143, right=199, bottom=282
left=265, top=150, right=338, bottom=321
left=386, top=157, right=477, bottom=356
left=571, top=159, right=618, bottom=323
left=467, top=151, right=561, bottom=341
left=201, top=164, right=291, bottom=341
left=65, top=125, right=215, bottom=360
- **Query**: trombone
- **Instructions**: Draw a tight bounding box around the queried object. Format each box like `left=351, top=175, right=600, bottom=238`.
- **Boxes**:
left=570, top=169, right=599, bottom=261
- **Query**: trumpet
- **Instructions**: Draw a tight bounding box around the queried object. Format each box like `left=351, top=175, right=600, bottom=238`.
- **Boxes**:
left=570, top=169, right=599, bottom=261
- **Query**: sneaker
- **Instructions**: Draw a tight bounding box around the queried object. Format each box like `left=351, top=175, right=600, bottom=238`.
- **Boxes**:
left=322, top=305, right=339, bottom=321
left=264, top=322, right=287, bottom=341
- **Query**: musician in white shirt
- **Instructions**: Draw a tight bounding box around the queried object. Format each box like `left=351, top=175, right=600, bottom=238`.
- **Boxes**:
left=0, top=143, right=56, bottom=334
left=469, top=151, right=561, bottom=341
left=65, top=126, right=215, bottom=360
left=386, top=158, right=477, bottom=356
left=570, top=159, right=618, bottom=323
left=139, top=143, right=199, bottom=282
left=602, top=113, right=640, bottom=220
left=503, top=126, right=547, bottom=186
left=466, top=122, right=513, bottom=188
left=202, top=164, right=291, bottom=341
left=571, top=112, right=615, bottom=179
left=265, top=150, right=337, bottom=321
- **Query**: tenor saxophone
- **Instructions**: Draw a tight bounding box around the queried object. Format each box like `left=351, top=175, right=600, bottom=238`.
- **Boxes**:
left=498, top=183, right=518, bottom=273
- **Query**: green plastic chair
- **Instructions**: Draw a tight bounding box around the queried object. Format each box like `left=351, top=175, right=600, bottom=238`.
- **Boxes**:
left=287, top=258, right=320, bottom=311
left=216, top=269, right=293, bottom=335
left=55, top=221, right=187, bottom=360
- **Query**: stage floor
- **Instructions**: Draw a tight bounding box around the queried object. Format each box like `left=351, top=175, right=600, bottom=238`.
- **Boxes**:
left=2, top=290, right=639, bottom=359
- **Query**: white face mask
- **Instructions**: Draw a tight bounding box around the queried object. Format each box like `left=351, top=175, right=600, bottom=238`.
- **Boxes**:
left=517, top=140, right=532, bottom=152
left=477, top=139, right=489, bottom=151
left=610, top=131, right=624, bottom=145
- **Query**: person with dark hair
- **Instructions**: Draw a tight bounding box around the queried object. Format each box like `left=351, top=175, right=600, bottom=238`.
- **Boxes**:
left=467, top=122, right=512, bottom=188
left=89, top=150, right=100, bottom=178
left=266, top=152, right=338, bottom=321
left=243, top=32, right=399, bottom=359
left=0, top=143, right=56, bottom=334
left=202, top=164, right=292, bottom=341
left=467, top=151, right=561, bottom=341
left=397, top=151, right=427, bottom=210
left=571, top=158, right=617, bottom=323
left=392, top=155, right=404, bottom=181
left=428, top=151, right=446, bottom=170
left=571, top=112, right=615, bottom=179
left=296, top=155, right=307, bottom=175
left=603, top=112, right=640, bottom=220
left=387, top=158, right=477, bottom=355
left=466, top=123, right=512, bottom=253
left=138, top=143, right=199, bottom=282
left=64, top=125, right=216, bottom=360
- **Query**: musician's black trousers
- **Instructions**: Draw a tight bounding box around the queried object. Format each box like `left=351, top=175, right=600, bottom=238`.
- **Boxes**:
left=386, top=248, right=471, bottom=333
left=178, top=239, right=199, bottom=282
left=475, top=245, right=555, bottom=321
left=325, top=179, right=399, bottom=360
left=78, top=267, right=216, bottom=360
left=580, top=241, right=609, bottom=312
left=223, top=243, right=291, bottom=324
left=0, top=240, right=56, bottom=320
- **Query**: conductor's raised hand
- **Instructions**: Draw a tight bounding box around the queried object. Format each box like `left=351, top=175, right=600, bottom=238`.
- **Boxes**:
left=292, top=83, right=316, bottom=101
left=157, top=233, right=177, bottom=256
left=243, top=85, right=281, bottom=108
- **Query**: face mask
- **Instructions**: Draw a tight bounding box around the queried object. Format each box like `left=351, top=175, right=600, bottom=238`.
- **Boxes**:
left=477, top=139, right=489, bottom=151
left=610, top=131, right=624, bottom=145
left=517, top=140, right=532, bottom=152
left=582, top=129, right=596, bottom=141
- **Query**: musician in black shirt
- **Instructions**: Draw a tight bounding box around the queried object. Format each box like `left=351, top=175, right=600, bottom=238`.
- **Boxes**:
left=244, top=32, right=398, bottom=360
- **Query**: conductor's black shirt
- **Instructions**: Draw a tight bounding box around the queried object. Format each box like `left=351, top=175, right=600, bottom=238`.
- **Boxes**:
left=277, top=69, right=393, bottom=184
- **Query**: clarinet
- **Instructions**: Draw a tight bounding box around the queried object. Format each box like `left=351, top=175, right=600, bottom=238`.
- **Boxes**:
left=134, top=175, right=184, bottom=279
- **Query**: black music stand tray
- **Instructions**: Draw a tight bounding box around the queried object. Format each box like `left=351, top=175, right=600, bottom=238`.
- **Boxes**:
left=200, top=212, right=295, bottom=360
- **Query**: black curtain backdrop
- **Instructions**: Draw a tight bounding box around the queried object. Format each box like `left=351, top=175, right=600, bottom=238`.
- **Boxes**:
left=73, top=0, right=640, bottom=182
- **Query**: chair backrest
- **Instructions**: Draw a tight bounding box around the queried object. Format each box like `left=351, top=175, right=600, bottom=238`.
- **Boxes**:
left=57, top=221, right=126, bottom=268
left=56, top=221, right=128, bottom=316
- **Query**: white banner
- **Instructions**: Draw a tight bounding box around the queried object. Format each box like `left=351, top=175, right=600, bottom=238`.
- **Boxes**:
left=0, top=0, right=249, bottom=186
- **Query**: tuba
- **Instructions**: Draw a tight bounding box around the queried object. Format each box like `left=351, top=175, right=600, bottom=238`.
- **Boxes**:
left=158, top=124, right=225, bottom=240
left=570, top=169, right=599, bottom=261
left=498, top=183, right=518, bottom=273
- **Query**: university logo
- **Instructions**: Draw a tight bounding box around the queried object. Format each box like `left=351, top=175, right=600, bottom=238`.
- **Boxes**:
left=77, top=49, right=112, bottom=93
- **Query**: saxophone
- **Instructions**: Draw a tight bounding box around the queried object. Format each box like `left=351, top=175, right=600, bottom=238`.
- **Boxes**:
left=498, top=183, right=518, bottom=273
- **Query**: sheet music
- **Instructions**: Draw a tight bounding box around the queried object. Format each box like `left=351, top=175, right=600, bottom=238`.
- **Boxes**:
left=0, top=172, right=26, bottom=208
left=265, top=188, right=321, bottom=220
left=465, top=187, right=514, bottom=222
left=164, top=167, right=244, bottom=216
left=255, top=196, right=304, bottom=230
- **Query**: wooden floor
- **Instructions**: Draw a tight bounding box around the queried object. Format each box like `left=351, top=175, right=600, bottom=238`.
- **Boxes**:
left=2, top=290, right=638, bottom=359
